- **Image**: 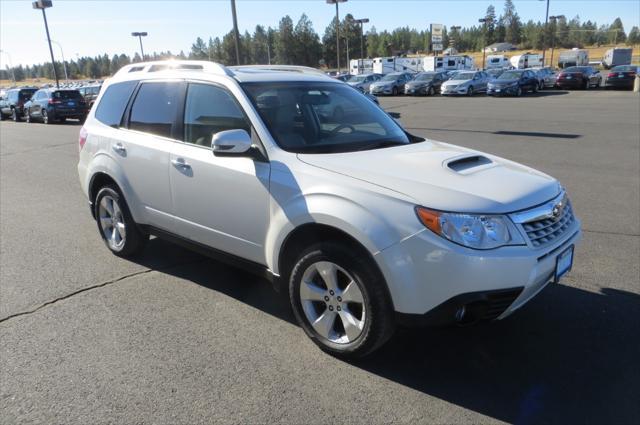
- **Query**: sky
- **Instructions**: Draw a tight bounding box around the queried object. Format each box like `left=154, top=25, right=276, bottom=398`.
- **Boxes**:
left=1, top=0, right=639, bottom=67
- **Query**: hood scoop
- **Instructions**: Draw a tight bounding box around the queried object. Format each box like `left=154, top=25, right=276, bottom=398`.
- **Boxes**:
left=446, top=155, right=494, bottom=174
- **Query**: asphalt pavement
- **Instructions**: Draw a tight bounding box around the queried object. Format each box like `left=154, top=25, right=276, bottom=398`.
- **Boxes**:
left=1, top=89, right=639, bottom=424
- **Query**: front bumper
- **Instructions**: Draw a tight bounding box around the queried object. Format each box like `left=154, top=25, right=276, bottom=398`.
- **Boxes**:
left=370, top=86, right=394, bottom=95
left=441, top=86, right=468, bottom=95
left=374, top=219, right=582, bottom=323
left=405, top=86, right=428, bottom=95
left=487, top=85, right=518, bottom=96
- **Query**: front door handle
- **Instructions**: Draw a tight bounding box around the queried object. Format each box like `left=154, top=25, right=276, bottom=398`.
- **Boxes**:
left=171, top=158, right=191, bottom=170
left=112, top=143, right=126, bottom=154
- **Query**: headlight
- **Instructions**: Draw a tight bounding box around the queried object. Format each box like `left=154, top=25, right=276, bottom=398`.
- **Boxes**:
left=416, top=207, right=519, bottom=249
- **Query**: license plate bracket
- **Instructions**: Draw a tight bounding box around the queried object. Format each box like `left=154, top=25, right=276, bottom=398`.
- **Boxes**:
left=554, top=245, right=574, bottom=283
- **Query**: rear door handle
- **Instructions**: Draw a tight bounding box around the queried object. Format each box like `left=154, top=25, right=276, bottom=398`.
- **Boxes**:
left=171, top=158, right=191, bottom=170
left=112, top=143, right=126, bottom=154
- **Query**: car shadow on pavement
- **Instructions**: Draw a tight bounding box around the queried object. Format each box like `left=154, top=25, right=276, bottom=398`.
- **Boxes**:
left=133, top=238, right=640, bottom=424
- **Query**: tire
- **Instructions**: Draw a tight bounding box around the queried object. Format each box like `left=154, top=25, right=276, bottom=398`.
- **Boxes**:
left=584, top=79, right=590, bottom=90
left=11, top=109, right=21, bottom=122
left=94, top=185, right=148, bottom=257
left=392, top=86, right=398, bottom=96
left=428, top=86, right=435, bottom=96
left=289, top=242, right=395, bottom=358
left=532, top=84, right=538, bottom=94
left=42, top=109, right=51, bottom=124
left=516, top=87, right=522, bottom=97
left=25, top=109, right=31, bottom=123
left=467, top=86, right=474, bottom=96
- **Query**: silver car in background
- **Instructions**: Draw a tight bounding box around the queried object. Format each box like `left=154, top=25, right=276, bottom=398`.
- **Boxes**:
left=369, top=72, right=414, bottom=96
left=347, top=73, right=383, bottom=93
left=404, top=71, right=447, bottom=96
left=441, top=71, right=492, bottom=96
left=532, top=67, right=558, bottom=89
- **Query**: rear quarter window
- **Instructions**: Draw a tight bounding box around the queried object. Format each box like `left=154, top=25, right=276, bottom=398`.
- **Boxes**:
left=95, top=81, right=138, bottom=127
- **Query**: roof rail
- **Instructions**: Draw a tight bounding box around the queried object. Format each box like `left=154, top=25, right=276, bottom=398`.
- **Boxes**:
left=229, top=64, right=327, bottom=76
left=112, top=60, right=234, bottom=78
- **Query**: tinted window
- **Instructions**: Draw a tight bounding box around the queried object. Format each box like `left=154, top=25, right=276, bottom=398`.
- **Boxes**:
left=183, top=83, right=250, bottom=146
left=129, top=82, right=182, bottom=139
left=53, top=90, right=82, bottom=99
left=95, top=81, right=137, bottom=127
left=19, top=89, right=36, bottom=100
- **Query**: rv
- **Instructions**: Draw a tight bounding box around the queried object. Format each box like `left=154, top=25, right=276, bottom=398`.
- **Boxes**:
left=423, top=55, right=475, bottom=72
left=510, top=53, right=543, bottom=69
left=558, top=49, right=589, bottom=68
left=485, top=55, right=510, bottom=69
left=602, top=48, right=633, bottom=69
left=349, top=59, right=375, bottom=75
left=372, top=57, right=424, bottom=74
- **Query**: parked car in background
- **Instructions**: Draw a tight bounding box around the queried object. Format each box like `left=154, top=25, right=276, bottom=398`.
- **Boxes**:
left=485, top=68, right=505, bottom=80
left=441, top=71, right=492, bottom=96
left=555, top=66, right=602, bottom=90
left=487, top=69, right=539, bottom=96
left=604, top=65, right=638, bottom=90
left=346, top=73, right=382, bottom=93
left=0, top=87, right=38, bottom=121
left=24, top=88, right=87, bottom=124
left=404, top=71, right=447, bottom=96
left=369, top=72, right=414, bottom=96
left=78, top=84, right=102, bottom=109
left=532, top=67, right=558, bottom=89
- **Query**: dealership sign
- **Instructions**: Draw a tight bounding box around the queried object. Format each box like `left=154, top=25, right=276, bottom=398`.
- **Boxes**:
left=431, top=23, right=443, bottom=43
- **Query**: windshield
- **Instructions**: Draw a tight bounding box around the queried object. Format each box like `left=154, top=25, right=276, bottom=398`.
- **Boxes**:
left=350, top=75, right=367, bottom=83
left=381, top=74, right=400, bottom=82
left=453, top=72, right=475, bottom=80
left=498, top=71, right=523, bottom=80
left=242, top=82, right=412, bottom=154
left=612, top=65, right=635, bottom=72
left=414, top=73, right=435, bottom=82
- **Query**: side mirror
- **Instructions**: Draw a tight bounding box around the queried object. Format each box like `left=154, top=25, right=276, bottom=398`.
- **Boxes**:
left=211, top=129, right=252, bottom=156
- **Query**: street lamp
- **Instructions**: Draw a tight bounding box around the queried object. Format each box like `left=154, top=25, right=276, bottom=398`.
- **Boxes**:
left=450, top=25, right=461, bottom=52
left=0, top=49, right=16, bottom=84
left=32, top=0, right=59, bottom=88
left=354, top=18, right=369, bottom=60
left=50, top=40, right=68, bottom=82
left=548, top=15, right=565, bottom=68
left=230, top=0, right=241, bottom=65
left=540, top=0, right=551, bottom=66
left=327, top=0, right=347, bottom=74
left=131, top=32, right=148, bottom=60
left=478, top=18, right=492, bottom=69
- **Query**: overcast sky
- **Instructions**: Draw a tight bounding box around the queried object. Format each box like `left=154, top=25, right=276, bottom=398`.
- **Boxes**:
left=1, top=0, right=639, bottom=66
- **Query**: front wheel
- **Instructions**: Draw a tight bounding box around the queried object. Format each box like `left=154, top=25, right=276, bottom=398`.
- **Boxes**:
left=25, top=109, right=31, bottom=123
left=516, top=87, right=523, bottom=97
left=467, top=86, right=474, bottom=96
left=392, top=86, right=399, bottom=96
left=289, top=243, right=395, bottom=358
left=11, top=109, right=21, bottom=122
left=42, top=109, right=52, bottom=124
left=428, top=86, right=435, bottom=96
left=95, top=185, right=148, bottom=257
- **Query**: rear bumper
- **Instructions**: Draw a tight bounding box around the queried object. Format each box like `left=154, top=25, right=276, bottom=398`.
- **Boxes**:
left=50, top=108, right=87, bottom=118
left=555, top=80, right=584, bottom=89
left=604, top=78, right=634, bottom=88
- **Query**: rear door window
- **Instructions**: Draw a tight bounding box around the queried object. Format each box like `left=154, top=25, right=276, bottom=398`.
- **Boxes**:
left=95, top=81, right=138, bottom=127
left=129, top=82, right=183, bottom=139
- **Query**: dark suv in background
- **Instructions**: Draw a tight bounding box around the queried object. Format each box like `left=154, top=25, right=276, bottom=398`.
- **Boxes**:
left=78, top=84, right=102, bottom=109
left=24, top=89, right=88, bottom=124
left=0, top=88, right=38, bottom=121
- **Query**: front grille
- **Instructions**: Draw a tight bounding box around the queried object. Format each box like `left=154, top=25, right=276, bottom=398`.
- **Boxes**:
left=521, top=200, right=575, bottom=248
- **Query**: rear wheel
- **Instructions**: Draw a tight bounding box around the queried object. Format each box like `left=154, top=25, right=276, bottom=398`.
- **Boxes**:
left=95, top=185, right=148, bottom=257
left=25, top=109, right=31, bottom=123
left=428, top=86, right=435, bottom=96
left=11, top=109, right=21, bottom=122
left=532, top=84, right=538, bottom=93
left=42, top=109, right=51, bottom=124
left=584, top=79, right=590, bottom=90
left=392, top=86, right=399, bottom=96
left=516, top=87, right=523, bottom=97
left=289, top=242, right=395, bottom=358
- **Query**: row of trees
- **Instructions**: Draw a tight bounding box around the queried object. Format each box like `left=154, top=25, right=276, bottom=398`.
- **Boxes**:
left=1, top=0, right=638, bottom=82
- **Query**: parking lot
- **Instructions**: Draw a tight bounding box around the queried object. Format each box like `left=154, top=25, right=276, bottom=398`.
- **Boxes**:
left=1, top=90, right=638, bottom=424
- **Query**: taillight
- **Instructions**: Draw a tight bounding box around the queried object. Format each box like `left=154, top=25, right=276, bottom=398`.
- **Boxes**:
left=79, top=126, right=88, bottom=151
left=608, top=73, right=616, bottom=78
left=48, top=99, right=62, bottom=105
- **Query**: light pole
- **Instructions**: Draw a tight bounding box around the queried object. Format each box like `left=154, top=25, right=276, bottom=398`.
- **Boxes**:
left=354, top=18, right=369, bottom=59
left=32, top=0, right=59, bottom=88
left=478, top=18, right=492, bottom=70
left=50, top=40, right=68, bottom=82
left=540, top=0, right=550, bottom=65
left=548, top=15, right=564, bottom=68
left=131, top=32, right=148, bottom=60
left=230, top=0, right=241, bottom=65
left=0, top=50, right=16, bottom=83
left=450, top=25, right=461, bottom=52
left=327, top=0, right=347, bottom=74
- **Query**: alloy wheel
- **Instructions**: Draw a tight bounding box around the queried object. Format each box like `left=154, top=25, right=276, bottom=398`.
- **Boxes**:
left=298, top=261, right=366, bottom=344
left=42, top=109, right=49, bottom=124
left=98, top=195, right=126, bottom=251
left=12, top=109, right=18, bottom=122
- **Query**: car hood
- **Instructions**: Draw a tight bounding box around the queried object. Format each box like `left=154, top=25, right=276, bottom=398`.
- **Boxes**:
left=297, top=141, right=559, bottom=214
left=490, top=79, right=519, bottom=86
left=443, top=79, right=471, bottom=86
left=347, top=81, right=363, bottom=87
left=406, top=80, right=431, bottom=87
left=370, top=80, right=395, bottom=87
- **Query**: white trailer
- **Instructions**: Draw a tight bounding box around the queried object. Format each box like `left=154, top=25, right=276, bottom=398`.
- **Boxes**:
left=602, top=48, right=633, bottom=69
left=510, top=53, right=543, bottom=69
left=423, top=55, right=475, bottom=72
left=349, top=59, right=374, bottom=75
left=372, top=57, right=424, bottom=74
left=485, top=55, right=510, bottom=69
left=558, top=49, right=589, bottom=68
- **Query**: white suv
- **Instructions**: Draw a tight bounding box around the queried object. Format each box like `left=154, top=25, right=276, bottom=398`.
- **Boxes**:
left=78, top=61, right=581, bottom=358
